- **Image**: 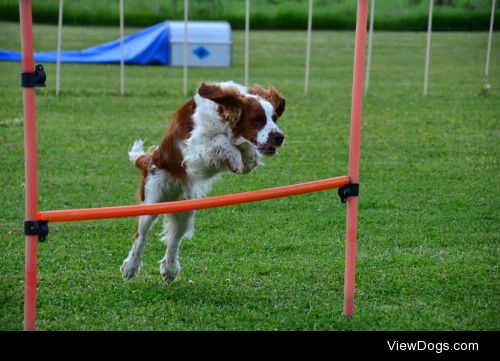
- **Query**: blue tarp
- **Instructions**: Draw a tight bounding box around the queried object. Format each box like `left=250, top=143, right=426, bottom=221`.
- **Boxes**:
left=0, top=22, right=170, bottom=65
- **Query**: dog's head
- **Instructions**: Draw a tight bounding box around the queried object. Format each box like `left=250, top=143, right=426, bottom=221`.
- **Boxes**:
left=198, top=83, right=286, bottom=157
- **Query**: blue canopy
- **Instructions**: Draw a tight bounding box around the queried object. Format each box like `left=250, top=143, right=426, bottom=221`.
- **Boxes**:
left=0, top=22, right=169, bottom=65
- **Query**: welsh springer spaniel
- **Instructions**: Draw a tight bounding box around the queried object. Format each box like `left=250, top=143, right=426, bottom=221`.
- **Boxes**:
left=121, top=81, right=286, bottom=283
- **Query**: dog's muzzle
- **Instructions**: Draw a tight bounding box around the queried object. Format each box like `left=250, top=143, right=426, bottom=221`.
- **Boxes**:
left=257, top=131, right=285, bottom=156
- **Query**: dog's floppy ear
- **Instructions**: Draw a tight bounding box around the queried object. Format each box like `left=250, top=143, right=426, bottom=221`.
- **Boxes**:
left=268, top=85, right=286, bottom=117
left=198, top=83, right=243, bottom=125
left=198, top=83, right=244, bottom=109
left=248, top=84, right=286, bottom=117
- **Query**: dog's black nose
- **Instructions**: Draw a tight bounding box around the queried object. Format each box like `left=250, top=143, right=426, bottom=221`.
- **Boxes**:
left=273, top=133, right=285, bottom=146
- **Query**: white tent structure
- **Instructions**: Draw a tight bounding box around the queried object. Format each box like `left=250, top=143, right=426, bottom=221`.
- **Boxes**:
left=179, top=2, right=233, bottom=94
left=54, top=0, right=231, bottom=97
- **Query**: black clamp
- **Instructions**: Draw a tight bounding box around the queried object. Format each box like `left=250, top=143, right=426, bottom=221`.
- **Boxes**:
left=24, top=220, right=49, bottom=242
left=21, top=64, right=46, bottom=88
left=338, top=183, right=359, bottom=203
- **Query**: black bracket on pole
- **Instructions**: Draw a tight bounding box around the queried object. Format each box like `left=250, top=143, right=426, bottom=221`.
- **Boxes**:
left=21, top=64, right=46, bottom=88
left=338, top=183, right=359, bottom=203
left=24, top=220, right=49, bottom=242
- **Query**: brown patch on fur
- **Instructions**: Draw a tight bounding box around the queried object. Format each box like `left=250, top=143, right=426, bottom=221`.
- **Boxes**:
left=198, top=83, right=244, bottom=109
left=217, top=104, right=241, bottom=127
left=198, top=83, right=245, bottom=127
left=133, top=100, right=194, bottom=200
left=134, top=155, right=151, bottom=201
left=231, top=97, right=267, bottom=142
left=247, top=84, right=286, bottom=117
left=150, top=99, right=195, bottom=183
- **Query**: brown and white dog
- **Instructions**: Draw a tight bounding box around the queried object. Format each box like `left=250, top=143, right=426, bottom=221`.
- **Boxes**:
left=121, top=81, right=286, bottom=283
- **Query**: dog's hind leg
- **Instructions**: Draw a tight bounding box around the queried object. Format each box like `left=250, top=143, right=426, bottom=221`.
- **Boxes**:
left=159, top=211, right=195, bottom=284
left=120, top=213, right=158, bottom=281
left=120, top=172, right=165, bottom=281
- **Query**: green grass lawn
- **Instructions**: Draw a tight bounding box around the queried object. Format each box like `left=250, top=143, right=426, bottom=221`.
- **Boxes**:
left=0, top=21, right=498, bottom=330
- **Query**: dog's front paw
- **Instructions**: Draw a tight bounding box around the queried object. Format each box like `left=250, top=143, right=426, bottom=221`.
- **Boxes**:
left=159, top=258, right=180, bottom=284
left=242, top=154, right=260, bottom=174
left=213, top=145, right=243, bottom=174
left=238, top=143, right=261, bottom=174
left=224, top=158, right=244, bottom=174
left=120, top=257, right=141, bottom=281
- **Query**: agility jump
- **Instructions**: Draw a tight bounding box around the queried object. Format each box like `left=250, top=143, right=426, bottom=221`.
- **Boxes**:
left=19, top=0, right=368, bottom=330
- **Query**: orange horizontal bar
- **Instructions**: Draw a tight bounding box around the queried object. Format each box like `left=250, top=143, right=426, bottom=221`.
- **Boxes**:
left=37, top=176, right=350, bottom=223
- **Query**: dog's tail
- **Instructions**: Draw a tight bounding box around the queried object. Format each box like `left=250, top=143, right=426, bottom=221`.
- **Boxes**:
left=128, top=139, right=150, bottom=171
left=129, top=139, right=151, bottom=202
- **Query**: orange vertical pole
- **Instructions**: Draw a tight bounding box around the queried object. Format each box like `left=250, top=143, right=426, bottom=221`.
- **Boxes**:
left=343, top=0, right=368, bottom=317
left=20, top=0, right=38, bottom=331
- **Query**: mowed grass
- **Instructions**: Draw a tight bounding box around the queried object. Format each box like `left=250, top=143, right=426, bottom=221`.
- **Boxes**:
left=0, top=22, right=498, bottom=330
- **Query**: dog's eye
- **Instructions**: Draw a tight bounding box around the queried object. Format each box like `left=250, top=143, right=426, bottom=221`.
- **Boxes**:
left=272, top=113, right=278, bottom=122
left=253, top=116, right=264, bottom=125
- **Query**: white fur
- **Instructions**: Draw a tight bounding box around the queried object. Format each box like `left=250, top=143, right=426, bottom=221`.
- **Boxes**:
left=218, top=80, right=249, bottom=95
left=121, top=81, right=278, bottom=283
left=128, top=139, right=146, bottom=163
left=256, top=99, right=282, bottom=145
